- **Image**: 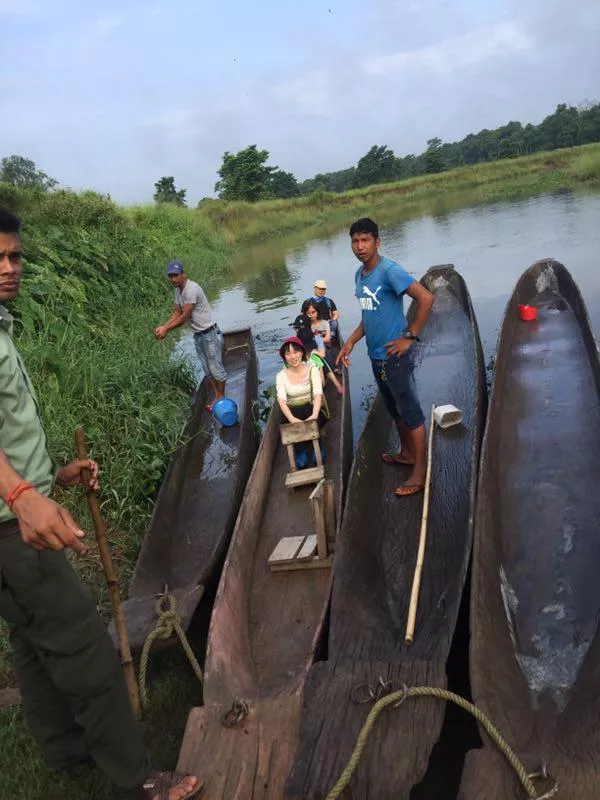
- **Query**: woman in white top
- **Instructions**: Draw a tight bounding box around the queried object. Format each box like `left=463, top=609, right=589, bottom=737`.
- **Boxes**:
left=276, top=337, right=324, bottom=425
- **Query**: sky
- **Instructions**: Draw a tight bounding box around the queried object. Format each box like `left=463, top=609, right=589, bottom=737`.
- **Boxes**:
left=2, top=0, right=599, bottom=205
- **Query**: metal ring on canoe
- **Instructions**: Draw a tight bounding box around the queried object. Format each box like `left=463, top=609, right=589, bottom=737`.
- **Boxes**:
left=221, top=698, right=249, bottom=727
left=527, top=771, right=558, bottom=799
left=350, top=677, right=403, bottom=705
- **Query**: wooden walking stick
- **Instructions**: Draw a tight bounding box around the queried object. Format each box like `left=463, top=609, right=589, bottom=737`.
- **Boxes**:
left=74, top=425, right=141, bottom=719
left=405, top=404, right=436, bottom=646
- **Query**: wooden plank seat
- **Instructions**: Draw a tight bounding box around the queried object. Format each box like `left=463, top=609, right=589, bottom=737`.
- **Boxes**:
left=268, top=479, right=335, bottom=572
left=280, top=420, right=325, bottom=490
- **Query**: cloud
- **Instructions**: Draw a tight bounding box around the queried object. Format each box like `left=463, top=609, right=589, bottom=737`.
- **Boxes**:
left=93, top=12, right=126, bottom=38
left=272, top=70, right=335, bottom=117
left=364, top=21, right=533, bottom=77
left=3, top=0, right=599, bottom=204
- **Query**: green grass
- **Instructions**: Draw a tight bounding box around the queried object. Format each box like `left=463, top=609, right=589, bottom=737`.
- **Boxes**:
left=195, top=142, right=600, bottom=244
left=0, top=644, right=204, bottom=800
left=0, top=141, right=599, bottom=797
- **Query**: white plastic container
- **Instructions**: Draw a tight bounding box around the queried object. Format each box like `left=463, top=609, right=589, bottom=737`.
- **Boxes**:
left=433, top=404, right=463, bottom=429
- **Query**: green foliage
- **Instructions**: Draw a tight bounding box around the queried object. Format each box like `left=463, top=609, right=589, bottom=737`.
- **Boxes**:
left=153, top=176, right=187, bottom=206
left=424, top=137, right=446, bottom=174
left=354, top=145, right=400, bottom=188
left=215, top=145, right=277, bottom=202
left=0, top=155, right=57, bottom=191
left=270, top=169, right=301, bottom=198
left=295, top=100, right=600, bottom=194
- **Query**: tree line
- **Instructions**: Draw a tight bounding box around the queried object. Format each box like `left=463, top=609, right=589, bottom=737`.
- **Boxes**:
left=2, top=101, right=599, bottom=205
left=203, top=100, right=600, bottom=203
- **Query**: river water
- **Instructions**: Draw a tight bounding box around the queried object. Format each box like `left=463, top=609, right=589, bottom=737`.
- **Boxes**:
left=186, top=192, right=600, bottom=438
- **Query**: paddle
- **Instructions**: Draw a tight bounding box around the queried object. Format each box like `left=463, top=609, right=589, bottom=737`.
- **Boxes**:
left=405, top=404, right=436, bottom=646
left=74, top=425, right=141, bottom=719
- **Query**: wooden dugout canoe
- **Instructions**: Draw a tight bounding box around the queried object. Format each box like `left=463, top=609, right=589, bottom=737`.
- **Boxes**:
left=460, top=260, right=600, bottom=800
left=287, top=265, right=487, bottom=800
left=177, top=358, right=352, bottom=799
left=109, top=327, right=259, bottom=651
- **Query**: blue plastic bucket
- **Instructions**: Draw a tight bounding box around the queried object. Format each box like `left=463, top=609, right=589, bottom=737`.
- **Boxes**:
left=212, top=397, right=239, bottom=427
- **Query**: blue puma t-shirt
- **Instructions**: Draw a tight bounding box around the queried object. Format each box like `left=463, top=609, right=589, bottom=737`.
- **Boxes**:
left=355, top=256, right=414, bottom=360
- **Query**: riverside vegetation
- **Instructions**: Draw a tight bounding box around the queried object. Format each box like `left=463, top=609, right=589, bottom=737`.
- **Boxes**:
left=0, top=141, right=599, bottom=799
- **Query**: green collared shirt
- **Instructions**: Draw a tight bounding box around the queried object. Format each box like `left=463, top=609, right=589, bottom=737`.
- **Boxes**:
left=0, top=305, right=54, bottom=522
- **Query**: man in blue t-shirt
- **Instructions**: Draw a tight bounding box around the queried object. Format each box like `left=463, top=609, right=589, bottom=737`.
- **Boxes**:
left=338, top=217, right=434, bottom=496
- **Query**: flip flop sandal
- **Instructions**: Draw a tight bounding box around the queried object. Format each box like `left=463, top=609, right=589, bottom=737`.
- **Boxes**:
left=140, top=771, right=203, bottom=800
left=394, top=484, right=424, bottom=497
left=381, top=452, right=415, bottom=466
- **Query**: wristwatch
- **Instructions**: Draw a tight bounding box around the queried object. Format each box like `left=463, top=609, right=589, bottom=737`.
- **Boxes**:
left=402, top=329, right=421, bottom=342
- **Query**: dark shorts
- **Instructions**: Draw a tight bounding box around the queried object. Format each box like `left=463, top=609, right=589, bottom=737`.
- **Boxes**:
left=371, top=354, right=425, bottom=430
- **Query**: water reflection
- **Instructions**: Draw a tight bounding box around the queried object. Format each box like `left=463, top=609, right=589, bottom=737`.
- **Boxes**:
left=243, top=259, right=295, bottom=312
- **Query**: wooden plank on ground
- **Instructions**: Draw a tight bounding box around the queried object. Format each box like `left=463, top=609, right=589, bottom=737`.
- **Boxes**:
left=285, top=466, right=325, bottom=489
left=268, top=536, right=306, bottom=565
left=296, top=535, right=318, bottom=561
left=280, top=421, right=320, bottom=445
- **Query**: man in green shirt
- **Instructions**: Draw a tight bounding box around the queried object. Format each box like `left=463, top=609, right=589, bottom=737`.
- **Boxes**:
left=0, top=209, right=199, bottom=800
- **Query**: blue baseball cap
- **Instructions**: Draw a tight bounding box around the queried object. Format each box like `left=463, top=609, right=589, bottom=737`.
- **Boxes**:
left=166, top=260, right=184, bottom=275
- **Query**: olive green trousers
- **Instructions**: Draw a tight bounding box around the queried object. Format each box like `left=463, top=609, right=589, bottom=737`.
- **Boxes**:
left=0, top=522, right=150, bottom=790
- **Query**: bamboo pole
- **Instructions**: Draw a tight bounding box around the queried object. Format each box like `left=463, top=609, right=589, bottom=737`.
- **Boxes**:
left=405, top=404, right=436, bottom=646
left=74, top=425, right=141, bottom=719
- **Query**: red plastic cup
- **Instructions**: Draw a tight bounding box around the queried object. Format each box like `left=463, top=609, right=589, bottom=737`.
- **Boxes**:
left=518, top=304, right=537, bottom=322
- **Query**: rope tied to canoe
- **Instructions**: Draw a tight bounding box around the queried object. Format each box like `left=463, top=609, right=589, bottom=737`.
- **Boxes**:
left=324, top=681, right=558, bottom=800
left=138, top=593, right=204, bottom=708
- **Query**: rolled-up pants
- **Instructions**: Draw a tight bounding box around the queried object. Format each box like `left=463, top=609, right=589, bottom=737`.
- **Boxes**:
left=0, top=520, right=150, bottom=790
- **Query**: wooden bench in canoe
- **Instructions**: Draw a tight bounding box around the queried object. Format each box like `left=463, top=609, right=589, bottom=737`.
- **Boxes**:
left=177, top=360, right=352, bottom=798
left=287, top=266, right=487, bottom=800
left=460, top=260, right=600, bottom=800
left=108, top=327, right=259, bottom=651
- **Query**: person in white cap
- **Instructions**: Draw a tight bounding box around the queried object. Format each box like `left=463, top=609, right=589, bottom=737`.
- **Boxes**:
left=154, top=260, right=226, bottom=411
left=301, top=279, right=340, bottom=339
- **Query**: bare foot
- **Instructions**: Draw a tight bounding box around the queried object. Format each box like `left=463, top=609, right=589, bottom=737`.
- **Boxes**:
left=141, top=771, right=200, bottom=800
left=381, top=452, right=415, bottom=466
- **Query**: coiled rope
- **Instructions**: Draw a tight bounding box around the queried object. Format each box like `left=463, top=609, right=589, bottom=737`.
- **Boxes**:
left=138, top=594, right=204, bottom=707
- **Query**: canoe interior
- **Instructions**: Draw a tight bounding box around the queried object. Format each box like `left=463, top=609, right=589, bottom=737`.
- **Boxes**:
left=111, top=327, right=259, bottom=650
left=178, top=357, right=352, bottom=799
left=462, top=259, right=600, bottom=799
left=287, top=266, right=486, bottom=800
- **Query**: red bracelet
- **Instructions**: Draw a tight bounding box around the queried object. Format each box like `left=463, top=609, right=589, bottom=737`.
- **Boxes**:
left=6, top=481, right=35, bottom=512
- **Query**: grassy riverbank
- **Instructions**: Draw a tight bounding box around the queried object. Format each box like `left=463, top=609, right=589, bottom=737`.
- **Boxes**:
left=199, top=142, right=600, bottom=243
left=0, top=141, right=599, bottom=798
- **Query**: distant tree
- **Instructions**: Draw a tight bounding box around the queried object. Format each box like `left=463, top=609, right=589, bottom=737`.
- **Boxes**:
left=0, top=155, right=57, bottom=191
left=153, top=176, right=186, bottom=205
left=215, top=145, right=276, bottom=202
left=270, top=169, right=301, bottom=199
left=424, top=138, right=446, bottom=174
left=354, top=145, right=399, bottom=188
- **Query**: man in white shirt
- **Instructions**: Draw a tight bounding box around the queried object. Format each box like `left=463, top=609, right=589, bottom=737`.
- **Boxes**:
left=154, top=260, right=227, bottom=410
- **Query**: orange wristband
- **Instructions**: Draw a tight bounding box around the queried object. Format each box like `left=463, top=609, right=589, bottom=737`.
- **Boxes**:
left=6, top=481, right=35, bottom=512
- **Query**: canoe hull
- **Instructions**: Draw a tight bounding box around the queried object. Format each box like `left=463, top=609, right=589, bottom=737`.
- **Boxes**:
left=287, top=266, right=487, bottom=799
left=461, top=259, right=600, bottom=799
left=109, top=327, right=259, bottom=651
left=178, top=352, right=352, bottom=798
